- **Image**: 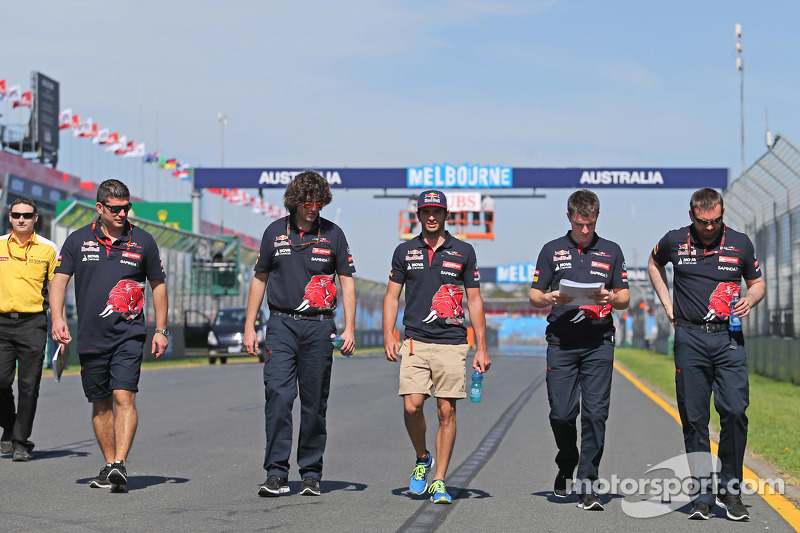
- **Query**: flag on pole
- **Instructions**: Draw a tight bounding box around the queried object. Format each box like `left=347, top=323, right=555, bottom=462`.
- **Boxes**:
left=115, top=139, right=134, bottom=156
left=144, top=151, right=160, bottom=164
left=58, top=109, right=73, bottom=129
left=12, top=91, right=32, bottom=108
left=106, top=134, right=125, bottom=152
left=0, top=79, right=6, bottom=101
left=124, top=142, right=146, bottom=158
left=164, top=159, right=178, bottom=169
left=100, top=131, right=117, bottom=145
left=5, top=85, right=22, bottom=106
left=93, top=128, right=109, bottom=144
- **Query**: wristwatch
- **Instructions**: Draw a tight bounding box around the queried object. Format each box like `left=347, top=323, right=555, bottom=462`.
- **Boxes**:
left=155, top=328, right=170, bottom=336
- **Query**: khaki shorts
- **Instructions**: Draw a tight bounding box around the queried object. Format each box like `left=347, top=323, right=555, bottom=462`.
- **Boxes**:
left=398, top=338, right=468, bottom=399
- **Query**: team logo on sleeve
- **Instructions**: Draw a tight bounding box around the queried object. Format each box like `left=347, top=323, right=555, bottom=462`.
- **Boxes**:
left=295, top=274, right=337, bottom=312
left=702, top=281, right=740, bottom=321
left=423, top=284, right=464, bottom=324
left=99, top=280, right=145, bottom=320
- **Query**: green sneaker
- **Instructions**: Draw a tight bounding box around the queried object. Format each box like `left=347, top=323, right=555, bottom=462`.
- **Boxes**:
left=429, top=479, right=452, bottom=504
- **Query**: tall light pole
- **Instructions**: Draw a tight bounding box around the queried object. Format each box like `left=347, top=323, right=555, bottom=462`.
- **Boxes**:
left=735, top=23, right=745, bottom=175
left=218, top=113, right=227, bottom=233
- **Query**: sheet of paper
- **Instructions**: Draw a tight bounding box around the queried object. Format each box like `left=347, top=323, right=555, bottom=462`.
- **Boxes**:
left=52, top=343, right=67, bottom=383
left=558, top=279, right=604, bottom=306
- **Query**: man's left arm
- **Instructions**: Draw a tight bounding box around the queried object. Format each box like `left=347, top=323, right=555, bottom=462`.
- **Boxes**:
left=465, top=286, right=491, bottom=373
left=338, top=273, right=356, bottom=356
left=736, top=277, right=765, bottom=318
left=150, top=279, right=168, bottom=357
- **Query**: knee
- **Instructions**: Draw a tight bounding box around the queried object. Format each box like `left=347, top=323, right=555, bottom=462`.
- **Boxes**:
left=437, top=401, right=456, bottom=425
left=404, top=402, right=423, bottom=419
left=113, top=391, right=136, bottom=410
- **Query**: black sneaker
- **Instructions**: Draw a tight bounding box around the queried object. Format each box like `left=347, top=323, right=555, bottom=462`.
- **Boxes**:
left=258, top=475, right=289, bottom=497
left=107, top=461, right=128, bottom=492
left=716, top=493, right=749, bottom=521
left=89, top=464, right=113, bottom=488
left=300, top=477, right=321, bottom=496
left=553, top=470, right=571, bottom=498
left=0, top=428, right=11, bottom=454
left=687, top=501, right=713, bottom=520
left=577, top=492, right=604, bottom=511
left=11, top=443, right=30, bottom=462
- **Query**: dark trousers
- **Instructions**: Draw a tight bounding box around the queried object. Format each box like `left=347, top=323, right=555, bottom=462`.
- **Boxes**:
left=546, top=336, right=614, bottom=490
left=0, top=313, right=48, bottom=449
left=674, top=327, right=749, bottom=503
left=263, top=315, right=335, bottom=480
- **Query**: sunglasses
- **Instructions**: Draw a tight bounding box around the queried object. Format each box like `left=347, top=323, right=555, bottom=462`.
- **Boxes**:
left=102, top=202, right=133, bottom=214
left=302, top=202, right=325, bottom=210
left=693, top=214, right=723, bottom=225
left=10, top=212, right=35, bottom=220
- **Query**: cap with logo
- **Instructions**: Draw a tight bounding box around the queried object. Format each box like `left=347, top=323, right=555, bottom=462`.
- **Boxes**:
left=417, top=190, right=448, bottom=210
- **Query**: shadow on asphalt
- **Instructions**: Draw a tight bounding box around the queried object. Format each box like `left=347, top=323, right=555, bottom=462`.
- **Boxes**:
left=27, top=449, right=90, bottom=461
left=531, top=490, right=623, bottom=506
left=390, top=486, right=491, bottom=500
left=74, top=475, right=190, bottom=490
left=286, top=480, right=367, bottom=494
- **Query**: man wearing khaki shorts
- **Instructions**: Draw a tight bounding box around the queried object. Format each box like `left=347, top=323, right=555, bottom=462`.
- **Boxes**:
left=383, top=189, right=491, bottom=504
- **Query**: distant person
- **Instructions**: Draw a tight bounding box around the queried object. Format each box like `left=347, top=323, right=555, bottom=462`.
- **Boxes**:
left=649, top=188, right=764, bottom=521
left=244, top=170, right=356, bottom=498
left=481, top=195, right=495, bottom=233
left=50, top=179, right=169, bottom=492
left=383, top=189, right=491, bottom=504
left=529, top=189, right=629, bottom=511
left=408, top=196, right=418, bottom=233
left=0, top=198, right=59, bottom=462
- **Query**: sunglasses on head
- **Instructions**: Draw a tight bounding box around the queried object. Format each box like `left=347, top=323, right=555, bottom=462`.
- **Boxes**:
left=10, top=212, right=35, bottom=220
left=102, top=202, right=133, bottom=214
left=302, top=202, right=325, bottom=209
left=693, top=214, right=723, bottom=225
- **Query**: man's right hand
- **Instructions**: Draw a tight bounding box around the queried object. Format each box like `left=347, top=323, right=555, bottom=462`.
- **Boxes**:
left=384, top=338, right=399, bottom=362
left=243, top=326, right=259, bottom=356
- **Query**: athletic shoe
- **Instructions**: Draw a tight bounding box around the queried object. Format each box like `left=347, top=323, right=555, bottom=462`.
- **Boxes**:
left=688, top=501, right=713, bottom=520
left=11, top=443, right=30, bottom=462
left=553, top=470, right=572, bottom=498
left=258, top=475, right=289, bottom=497
left=577, top=492, right=604, bottom=511
left=107, top=461, right=128, bottom=492
left=0, top=429, right=11, bottom=454
left=89, top=464, right=112, bottom=488
left=409, top=452, right=434, bottom=495
left=300, top=477, right=321, bottom=496
left=428, top=479, right=452, bottom=504
left=716, top=493, right=749, bottom=521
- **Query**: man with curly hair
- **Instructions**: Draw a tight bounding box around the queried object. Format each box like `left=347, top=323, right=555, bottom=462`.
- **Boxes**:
left=244, top=170, right=356, bottom=498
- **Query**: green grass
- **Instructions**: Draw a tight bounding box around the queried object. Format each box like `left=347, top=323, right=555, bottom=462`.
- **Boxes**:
left=615, top=347, right=800, bottom=482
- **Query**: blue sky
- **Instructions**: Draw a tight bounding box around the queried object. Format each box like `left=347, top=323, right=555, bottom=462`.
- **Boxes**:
left=3, top=1, right=799, bottom=282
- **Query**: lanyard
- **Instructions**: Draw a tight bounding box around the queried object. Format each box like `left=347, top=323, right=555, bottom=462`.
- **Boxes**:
left=92, top=220, right=133, bottom=252
left=6, top=235, right=32, bottom=262
left=286, top=216, right=321, bottom=250
left=687, top=225, right=726, bottom=259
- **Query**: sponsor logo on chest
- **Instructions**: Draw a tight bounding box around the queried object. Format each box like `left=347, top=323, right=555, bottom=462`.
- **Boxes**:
left=442, top=261, right=462, bottom=270
left=719, top=256, right=738, bottom=264
left=122, top=251, right=142, bottom=260
left=591, top=261, right=610, bottom=270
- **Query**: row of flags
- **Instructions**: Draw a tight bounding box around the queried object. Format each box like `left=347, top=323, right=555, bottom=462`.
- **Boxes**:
left=2, top=76, right=287, bottom=221
left=0, top=79, right=32, bottom=107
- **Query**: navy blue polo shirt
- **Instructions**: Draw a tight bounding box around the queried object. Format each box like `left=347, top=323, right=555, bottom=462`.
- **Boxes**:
left=651, top=224, right=761, bottom=324
left=254, top=215, right=355, bottom=313
left=531, top=232, right=628, bottom=339
left=55, top=220, right=166, bottom=354
left=389, top=232, right=480, bottom=344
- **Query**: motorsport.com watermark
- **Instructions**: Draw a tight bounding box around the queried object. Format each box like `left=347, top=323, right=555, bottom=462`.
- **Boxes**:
left=573, top=452, right=785, bottom=518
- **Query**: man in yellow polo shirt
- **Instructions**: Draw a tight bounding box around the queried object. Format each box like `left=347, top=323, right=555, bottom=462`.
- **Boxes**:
left=0, top=198, right=59, bottom=462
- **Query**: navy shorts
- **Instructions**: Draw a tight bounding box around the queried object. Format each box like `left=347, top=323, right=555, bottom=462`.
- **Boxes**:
left=78, top=336, right=146, bottom=403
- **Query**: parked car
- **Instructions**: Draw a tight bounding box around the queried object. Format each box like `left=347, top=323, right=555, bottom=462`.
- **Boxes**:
left=207, top=307, right=268, bottom=365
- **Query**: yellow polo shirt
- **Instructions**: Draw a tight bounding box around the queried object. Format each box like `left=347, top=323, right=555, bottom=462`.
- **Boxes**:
left=0, top=232, right=59, bottom=313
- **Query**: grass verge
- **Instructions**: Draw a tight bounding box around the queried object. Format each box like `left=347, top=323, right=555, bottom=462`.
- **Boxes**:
left=615, top=347, right=800, bottom=482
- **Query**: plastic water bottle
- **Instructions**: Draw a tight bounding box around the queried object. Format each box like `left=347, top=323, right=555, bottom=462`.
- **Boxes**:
left=469, top=370, right=483, bottom=403
left=330, top=334, right=348, bottom=357
left=729, top=295, right=742, bottom=332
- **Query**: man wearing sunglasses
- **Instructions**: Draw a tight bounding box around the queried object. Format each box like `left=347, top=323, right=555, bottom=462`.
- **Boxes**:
left=649, top=187, right=765, bottom=521
left=50, top=179, right=168, bottom=493
left=383, top=189, right=491, bottom=504
left=0, top=198, right=59, bottom=462
left=244, top=170, right=356, bottom=498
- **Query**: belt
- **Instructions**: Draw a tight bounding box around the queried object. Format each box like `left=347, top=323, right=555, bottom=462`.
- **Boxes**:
left=271, top=310, right=332, bottom=321
left=676, top=318, right=728, bottom=333
left=0, top=311, right=45, bottom=319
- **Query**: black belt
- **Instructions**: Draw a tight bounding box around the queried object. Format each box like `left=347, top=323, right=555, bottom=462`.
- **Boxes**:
left=0, top=311, right=45, bottom=319
left=271, top=310, right=332, bottom=321
left=676, top=318, right=728, bottom=333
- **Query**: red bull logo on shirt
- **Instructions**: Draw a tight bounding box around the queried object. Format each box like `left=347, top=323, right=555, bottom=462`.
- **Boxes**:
left=99, top=280, right=145, bottom=320
left=422, top=284, right=465, bottom=325
left=295, top=274, right=337, bottom=312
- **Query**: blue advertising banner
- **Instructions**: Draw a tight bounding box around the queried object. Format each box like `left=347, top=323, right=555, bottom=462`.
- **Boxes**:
left=193, top=166, right=728, bottom=190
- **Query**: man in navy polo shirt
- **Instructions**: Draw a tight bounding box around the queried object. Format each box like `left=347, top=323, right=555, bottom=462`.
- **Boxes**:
left=529, top=189, right=629, bottom=511
left=383, top=189, right=491, bottom=504
left=244, top=170, right=356, bottom=498
left=649, top=188, right=764, bottom=521
left=51, top=179, right=168, bottom=493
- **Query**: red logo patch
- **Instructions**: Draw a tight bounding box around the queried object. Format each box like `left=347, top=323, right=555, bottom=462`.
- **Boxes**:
left=122, top=252, right=141, bottom=260
left=442, top=261, right=462, bottom=270
left=312, top=248, right=331, bottom=255
left=591, top=261, right=610, bottom=270
left=719, top=256, right=738, bottom=264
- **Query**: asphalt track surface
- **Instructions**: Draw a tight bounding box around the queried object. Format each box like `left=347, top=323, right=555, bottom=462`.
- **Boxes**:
left=1, top=351, right=797, bottom=532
